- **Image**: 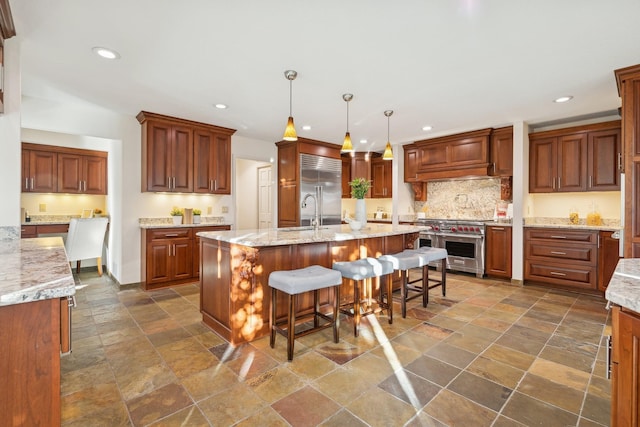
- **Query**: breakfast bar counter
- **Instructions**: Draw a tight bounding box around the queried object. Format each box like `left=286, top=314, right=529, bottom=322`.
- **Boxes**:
left=197, top=224, right=424, bottom=344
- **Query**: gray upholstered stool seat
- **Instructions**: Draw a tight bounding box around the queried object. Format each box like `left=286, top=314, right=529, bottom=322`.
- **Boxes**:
left=332, top=257, right=394, bottom=337
left=403, top=247, right=448, bottom=311
left=379, top=250, right=425, bottom=318
left=269, top=265, right=342, bottom=361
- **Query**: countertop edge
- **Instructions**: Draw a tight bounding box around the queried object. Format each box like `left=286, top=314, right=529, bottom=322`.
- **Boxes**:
left=605, top=259, right=640, bottom=313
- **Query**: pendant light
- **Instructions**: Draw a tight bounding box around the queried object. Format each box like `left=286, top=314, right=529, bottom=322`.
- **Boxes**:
left=283, top=70, right=298, bottom=141
left=341, top=93, right=354, bottom=153
left=382, top=110, right=394, bottom=160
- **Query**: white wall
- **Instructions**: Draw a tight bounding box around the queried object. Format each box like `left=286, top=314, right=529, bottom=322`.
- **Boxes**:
left=235, top=158, right=271, bottom=230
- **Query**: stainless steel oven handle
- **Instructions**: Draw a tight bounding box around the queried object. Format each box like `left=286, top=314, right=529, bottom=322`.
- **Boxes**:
left=438, top=233, right=484, bottom=240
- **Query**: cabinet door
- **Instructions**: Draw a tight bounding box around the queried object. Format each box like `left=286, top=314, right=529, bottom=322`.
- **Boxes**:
left=598, top=231, right=621, bottom=291
left=589, top=128, right=621, bottom=191
left=557, top=133, right=587, bottom=192
left=147, top=241, right=172, bottom=284
left=612, top=307, right=640, bottom=427
left=341, top=156, right=351, bottom=198
left=172, top=239, right=193, bottom=280
left=193, top=131, right=231, bottom=194
left=170, top=125, right=193, bottom=192
left=485, top=226, right=512, bottom=278
left=490, top=127, right=513, bottom=176
left=57, top=153, right=82, bottom=193
left=404, top=146, right=419, bottom=182
left=529, top=137, right=557, bottom=193
left=351, top=154, right=371, bottom=198
left=146, top=121, right=173, bottom=192
left=24, top=149, right=57, bottom=193
left=83, top=155, right=107, bottom=194
left=371, top=157, right=387, bottom=198
left=212, top=133, right=231, bottom=194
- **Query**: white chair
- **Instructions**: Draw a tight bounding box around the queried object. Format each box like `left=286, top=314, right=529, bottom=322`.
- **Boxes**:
left=65, top=217, right=109, bottom=275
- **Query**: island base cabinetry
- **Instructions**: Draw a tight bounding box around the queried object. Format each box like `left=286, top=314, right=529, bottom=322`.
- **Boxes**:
left=0, top=298, right=61, bottom=427
left=200, top=233, right=413, bottom=345
left=611, top=305, right=640, bottom=426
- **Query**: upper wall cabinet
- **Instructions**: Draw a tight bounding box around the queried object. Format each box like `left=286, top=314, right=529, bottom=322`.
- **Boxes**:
left=371, top=155, right=392, bottom=198
left=489, top=126, right=513, bottom=177
left=137, top=111, right=236, bottom=194
left=21, top=143, right=108, bottom=194
left=529, top=120, right=621, bottom=193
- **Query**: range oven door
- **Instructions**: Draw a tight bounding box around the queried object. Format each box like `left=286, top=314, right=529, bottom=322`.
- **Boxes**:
left=438, top=233, right=485, bottom=278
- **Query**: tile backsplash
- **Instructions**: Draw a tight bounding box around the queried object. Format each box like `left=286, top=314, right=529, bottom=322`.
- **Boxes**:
left=414, top=177, right=503, bottom=219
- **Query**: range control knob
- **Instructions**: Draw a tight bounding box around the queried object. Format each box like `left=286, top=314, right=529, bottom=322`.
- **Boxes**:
left=451, top=227, right=457, bottom=232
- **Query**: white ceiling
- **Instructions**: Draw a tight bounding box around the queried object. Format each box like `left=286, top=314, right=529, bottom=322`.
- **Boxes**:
left=9, top=0, right=640, bottom=152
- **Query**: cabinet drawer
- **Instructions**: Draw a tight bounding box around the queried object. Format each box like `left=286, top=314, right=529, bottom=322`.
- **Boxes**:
left=21, top=225, right=37, bottom=238
left=147, top=228, right=192, bottom=241
left=527, top=242, right=596, bottom=264
left=525, top=261, right=597, bottom=290
left=38, top=224, right=70, bottom=234
left=525, top=228, right=597, bottom=243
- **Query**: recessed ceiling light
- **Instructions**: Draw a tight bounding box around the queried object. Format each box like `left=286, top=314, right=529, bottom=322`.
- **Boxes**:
left=92, top=47, right=120, bottom=60
left=214, top=104, right=228, bottom=109
left=422, top=125, right=433, bottom=131
left=359, top=139, right=367, bottom=144
left=302, top=125, right=311, bottom=131
left=554, top=96, right=573, bottom=103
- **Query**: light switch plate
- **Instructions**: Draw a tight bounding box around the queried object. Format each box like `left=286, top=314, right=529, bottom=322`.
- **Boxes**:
left=221, top=206, right=229, bottom=213
left=39, top=203, right=47, bottom=212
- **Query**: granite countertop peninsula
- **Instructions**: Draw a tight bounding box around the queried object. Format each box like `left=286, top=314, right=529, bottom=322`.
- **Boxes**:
left=524, top=217, right=621, bottom=231
left=197, top=223, right=427, bottom=247
left=22, top=214, right=110, bottom=226
left=0, top=237, right=75, bottom=307
left=139, top=217, right=233, bottom=229
left=605, top=259, right=640, bottom=313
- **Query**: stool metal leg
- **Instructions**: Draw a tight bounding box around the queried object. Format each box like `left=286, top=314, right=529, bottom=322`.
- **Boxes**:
left=287, top=293, right=295, bottom=361
left=401, top=269, right=408, bottom=318
left=353, top=279, right=361, bottom=337
left=333, top=287, right=340, bottom=343
left=386, top=273, right=393, bottom=324
left=314, top=289, right=320, bottom=328
left=441, top=261, right=447, bottom=296
left=270, top=288, right=277, bottom=348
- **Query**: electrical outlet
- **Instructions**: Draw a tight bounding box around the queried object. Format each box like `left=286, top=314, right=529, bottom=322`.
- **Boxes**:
left=39, top=203, right=47, bottom=212
left=207, top=206, right=213, bottom=215
left=221, top=206, right=229, bottom=213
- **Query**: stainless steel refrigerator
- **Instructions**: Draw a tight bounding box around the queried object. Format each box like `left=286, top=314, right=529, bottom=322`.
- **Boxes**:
left=300, top=153, right=342, bottom=226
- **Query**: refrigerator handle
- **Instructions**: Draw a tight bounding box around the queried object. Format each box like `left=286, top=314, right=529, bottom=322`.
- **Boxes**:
left=316, top=185, right=323, bottom=225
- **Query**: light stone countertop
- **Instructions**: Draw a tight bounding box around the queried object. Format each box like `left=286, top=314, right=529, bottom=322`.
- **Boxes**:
left=197, top=223, right=427, bottom=247
left=0, top=237, right=75, bottom=307
left=606, top=259, right=640, bottom=313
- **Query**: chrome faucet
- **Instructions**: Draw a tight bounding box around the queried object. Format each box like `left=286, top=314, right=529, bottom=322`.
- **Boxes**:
left=302, top=193, right=320, bottom=230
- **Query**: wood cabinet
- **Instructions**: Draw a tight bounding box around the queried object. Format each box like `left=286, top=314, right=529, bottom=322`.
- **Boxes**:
left=21, top=223, right=69, bottom=238
left=57, top=152, right=108, bottom=194
left=341, top=155, right=351, bottom=198
left=404, top=145, right=420, bottom=182
left=22, top=143, right=108, bottom=194
left=523, top=227, right=621, bottom=292
left=599, top=230, right=621, bottom=291
left=141, top=225, right=230, bottom=290
left=529, top=121, right=621, bottom=193
left=277, top=138, right=342, bottom=227
left=21, top=147, right=57, bottom=193
left=0, top=298, right=62, bottom=427
left=137, top=111, right=236, bottom=193
left=610, top=305, right=640, bottom=426
left=193, top=129, right=231, bottom=194
left=489, top=126, right=513, bottom=176
left=371, top=155, right=392, bottom=198
left=414, top=128, right=492, bottom=181
left=485, top=225, right=512, bottom=278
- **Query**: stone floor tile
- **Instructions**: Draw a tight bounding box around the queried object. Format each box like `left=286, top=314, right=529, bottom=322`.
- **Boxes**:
left=347, top=387, right=417, bottom=427
left=146, top=405, right=209, bottom=427
left=501, top=391, right=578, bottom=427
left=425, top=342, right=477, bottom=369
left=126, top=383, right=193, bottom=427
left=197, top=382, right=266, bottom=426
left=528, top=358, right=591, bottom=391
left=516, top=373, right=585, bottom=413
left=61, top=382, right=125, bottom=424
left=234, top=405, right=290, bottom=427
left=447, top=371, right=512, bottom=412
left=423, top=389, right=497, bottom=427
left=246, top=366, right=305, bottom=404
left=319, top=409, right=369, bottom=427
left=404, top=355, right=461, bottom=387
left=466, top=356, right=525, bottom=389
left=272, top=386, right=340, bottom=427
left=378, top=369, right=441, bottom=408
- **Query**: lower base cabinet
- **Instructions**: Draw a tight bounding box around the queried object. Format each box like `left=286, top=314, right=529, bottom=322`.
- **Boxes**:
left=485, top=225, right=512, bottom=278
left=142, top=225, right=230, bottom=290
left=611, top=305, right=640, bottom=426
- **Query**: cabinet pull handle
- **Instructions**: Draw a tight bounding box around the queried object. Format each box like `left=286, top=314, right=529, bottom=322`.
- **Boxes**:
left=606, top=335, right=612, bottom=380
left=550, top=235, right=567, bottom=239
left=25, top=178, right=29, bottom=190
left=589, top=176, right=593, bottom=188
left=549, top=271, right=566, bottom=276
left=492, top=163, right=496, bottom=173
left=557, top=177, right=561, bottom=189
left=550, top=251, right=567, bottom=255
left=210, top=180, right=213, bottom=191
left=168, top=176, right=171, bottom=189
left=30, top=177, right=34, bottom=190
left=165, top=233, right=179, bottom=237
left=84, top=181, right=87, bottom=192
left=618, top=152, right=622, bottom=172
left=79, top=182, right=83, bottom=191
left=492, top=227, right=505, bottom=230
left=214, top=180, right=218, bottom=191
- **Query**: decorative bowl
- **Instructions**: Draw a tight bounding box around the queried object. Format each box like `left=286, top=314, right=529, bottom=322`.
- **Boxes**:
left=349, top=220, right=362, bottom=231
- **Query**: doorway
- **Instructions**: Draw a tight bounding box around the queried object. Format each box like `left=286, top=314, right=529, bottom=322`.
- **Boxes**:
left=235, top=158, right=272, bottom=230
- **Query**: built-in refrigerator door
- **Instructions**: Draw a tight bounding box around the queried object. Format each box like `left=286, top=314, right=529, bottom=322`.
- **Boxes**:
left=300, top=154, right=342, bottom=226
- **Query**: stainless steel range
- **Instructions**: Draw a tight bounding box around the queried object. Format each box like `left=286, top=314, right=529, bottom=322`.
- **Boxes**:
left=415, top=218, right=487, bottom=278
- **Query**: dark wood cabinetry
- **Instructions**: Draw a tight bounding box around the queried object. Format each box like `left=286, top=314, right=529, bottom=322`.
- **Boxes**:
left=277, top=138, right=341, bottom=227
left=193, top=129, right=231, bottom=194
left=529, top=121, right=621, bottom=193
left=137, top=111, right=235, bottom=194
left=524, top=227, right=619, bottom=292
left=485, top=225, right=512, bottom=278
left=489, top=126, right=513, bottom=176
left=22, top=143, right=108, bottom=194
left=611, top=305, right=640, bottom=426
left=57, top=152, right=108, bottom=194
left=141, top=225, right=231, bottom=290
left=371, top=156, right=392, bottom=198
left=341, top=155, right=351, bottom=198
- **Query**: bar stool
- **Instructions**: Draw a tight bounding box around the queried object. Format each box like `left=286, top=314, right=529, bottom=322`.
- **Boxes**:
left=405, top=247, right=448, bottom=305
left=332, top=257, right=394, bottom=337
left=269, top=265, right=342, bottom=361
left=379, top=250, right=425, bottom=318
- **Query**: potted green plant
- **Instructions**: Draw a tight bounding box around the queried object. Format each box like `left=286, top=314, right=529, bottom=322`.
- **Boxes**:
left=349, top=177, right=371, bottom=225
left=193, top=208, right=202, bottom=224
left=170, top=206, right=183, bottom=225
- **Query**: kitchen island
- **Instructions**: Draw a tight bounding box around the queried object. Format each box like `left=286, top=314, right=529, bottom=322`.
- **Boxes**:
left=0, top=237, right=75, bottom=427
left=198, top=223, right=423, bottom=344
left=605, top=259, right=640, bottom=426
